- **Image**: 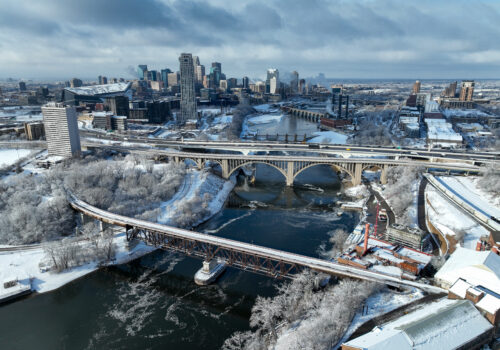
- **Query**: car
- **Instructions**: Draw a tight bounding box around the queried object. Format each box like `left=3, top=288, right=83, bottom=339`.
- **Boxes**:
left=346, top=148, right=351, bottom=151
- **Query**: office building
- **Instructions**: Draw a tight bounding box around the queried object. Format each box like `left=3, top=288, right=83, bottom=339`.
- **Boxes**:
left=412, top=80, right=421, bottom=94
left=105, top=96, right=129, bottom=117
left=18, top=81, right=27, bottom=91
left=137, top=65, right=148, bottom=80
left=168, top=72, right=180, bottom=86
left=23, top=122, right=45, bottom=140
left=220, top=79, right=228, bottom=91
left=291, top=71, right=299, bottom=94
left=266, top=69, right=279, bottom=94
left=299, top=79, right=306, bottom=94
left=242, top=76, right=249, bottom=89
left=70, top=78, right=83, bottom=88
left=227, top=78, right=237, bottom=90
left=195, top=65, right=205, bottom=84
left=161, top=68, right=172, bottom=86
left=179, top=53, right=197, bottom=124
left=42, top=102, right=81, bottom=157
left=98, top=76, right=108, bottom=85
left=92, top=111, right=112, bottom=130
left=459, top=80, right=475, bottom=101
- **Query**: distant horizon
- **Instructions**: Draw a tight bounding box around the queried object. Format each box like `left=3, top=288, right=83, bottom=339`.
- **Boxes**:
left=1, top=0, right=499, bottom=80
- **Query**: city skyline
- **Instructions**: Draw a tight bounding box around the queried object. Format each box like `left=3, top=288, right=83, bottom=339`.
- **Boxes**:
left=1, top=0, right=500, bottom=80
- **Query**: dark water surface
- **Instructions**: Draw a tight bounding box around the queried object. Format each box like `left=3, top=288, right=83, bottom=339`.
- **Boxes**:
left=0, top=164, right=358, bottom=350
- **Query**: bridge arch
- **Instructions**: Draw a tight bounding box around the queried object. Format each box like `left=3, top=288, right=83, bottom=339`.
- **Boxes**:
left=227, top=161, right=287, bottom=182
left=361, top=163, right=390, bottom=184
left=293, top=162, right=354, bottom=184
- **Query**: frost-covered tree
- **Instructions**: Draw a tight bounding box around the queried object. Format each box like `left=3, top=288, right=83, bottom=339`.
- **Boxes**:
left=384, top=165, right=424, bottom=218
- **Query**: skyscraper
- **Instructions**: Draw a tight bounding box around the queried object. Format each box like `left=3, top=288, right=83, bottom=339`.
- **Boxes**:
left=179, top=53, right=197, bottom=124
left=291, top=71, right=299, bottom=94
left=42, top=102, right=81, bottom=157
left=18, top=81, right=26, bottom=91
left=266, top=69, right=279, bottom=94
left=242, top=76, right=249, bottom=89
left=195, top=65, right=205, bottom=83
left=459, top=80, right=474, bottom=101
left=412, top=80, right=421, bottom=94
left=137, top=65, right=148, bottom=80
left=299, top=79, right=306, bottom=94
left=442, top=81, right=457, bottom=98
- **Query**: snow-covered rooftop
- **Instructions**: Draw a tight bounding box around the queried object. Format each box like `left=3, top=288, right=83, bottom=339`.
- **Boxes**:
left=65, top=82, right=131, bottom=96
left=476, top=293, right=500, bottom=315
left=435, top=247, right=500, bottom=294
left=343, top=298, right=493, bottom=350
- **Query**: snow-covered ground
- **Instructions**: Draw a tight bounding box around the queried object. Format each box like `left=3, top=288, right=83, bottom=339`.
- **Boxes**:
left=0, top=148, right=33, bottom=167
left=246, top=113, right=283, bottom=125
left=307, top=130, right=347, bottom=144
left=437, top=176, right=500, bottom=218
left=426, top=186, right=489, bottom=249
left=0, top=232, right=155, bottom=296
left=157, top=168, right=235, bottom=227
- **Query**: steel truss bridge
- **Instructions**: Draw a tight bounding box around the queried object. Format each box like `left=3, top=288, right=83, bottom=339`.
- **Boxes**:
left=69, top=194, right=444, bottom=294
left=85, top=143, right=484, bottom=186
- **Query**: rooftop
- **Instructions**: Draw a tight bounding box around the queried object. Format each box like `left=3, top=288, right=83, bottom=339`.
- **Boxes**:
left=65, top=82, right=131, bottom=96
left=343, top=299, right=493, bottom=350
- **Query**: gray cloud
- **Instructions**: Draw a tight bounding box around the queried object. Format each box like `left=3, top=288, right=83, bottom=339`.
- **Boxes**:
left=0, top=0, right=500, bottom=80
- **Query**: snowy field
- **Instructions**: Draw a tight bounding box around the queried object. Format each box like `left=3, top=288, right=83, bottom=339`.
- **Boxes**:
left=426, top=186, right=489, bottom=249
left=307, top=130, right=347, bottom=144
left=0, top=148, right=33, bottom=167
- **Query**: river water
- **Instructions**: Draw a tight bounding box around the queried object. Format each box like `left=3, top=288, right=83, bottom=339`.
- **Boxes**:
left=0, top=164, right=359, bottom=350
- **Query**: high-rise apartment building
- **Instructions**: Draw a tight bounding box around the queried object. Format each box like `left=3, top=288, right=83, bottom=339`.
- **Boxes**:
left=412, top=80, right=421, bottom=94
left=70, top=78, right=83, bottom=88
left=266, top=69, right=279, bottom=94
left=179, top=53, right=197, bottom=124
left=42, top=102, right=81, bottom=157
left=459, top=80, right=474, bottom=101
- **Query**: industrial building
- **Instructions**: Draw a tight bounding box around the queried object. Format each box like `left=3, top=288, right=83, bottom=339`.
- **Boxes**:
left=41, top=102, right=81, bottom=158
left=385, top=224, right=426, bottom=250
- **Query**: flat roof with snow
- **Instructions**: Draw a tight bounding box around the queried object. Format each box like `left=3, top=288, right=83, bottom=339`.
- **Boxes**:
left=342, top=298, right=493, bottom=350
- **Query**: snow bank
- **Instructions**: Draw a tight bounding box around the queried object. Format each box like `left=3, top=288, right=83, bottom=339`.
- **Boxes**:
left=426, top=186, right=488, bottom=249
left=307, top=131, right=347, bottom=144
left=0, top=149, right=33, bottom=167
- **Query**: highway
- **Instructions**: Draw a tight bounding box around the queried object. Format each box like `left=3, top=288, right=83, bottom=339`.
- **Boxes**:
left=69, top=194, right=445, bottom=294
left=79, top=130, right=500, bottom=163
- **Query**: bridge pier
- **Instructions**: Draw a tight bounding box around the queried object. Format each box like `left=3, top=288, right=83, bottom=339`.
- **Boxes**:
left=352, top=163, right=363, bottom=186
left=286, top=162, right=294, bottom=186
left=380, top=164, right=388, bottom=185
left=221, top=159, right=230, bottom=179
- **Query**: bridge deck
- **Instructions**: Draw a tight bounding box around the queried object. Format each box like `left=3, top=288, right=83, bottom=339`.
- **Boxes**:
left=69, top=194, right=444, bottom=294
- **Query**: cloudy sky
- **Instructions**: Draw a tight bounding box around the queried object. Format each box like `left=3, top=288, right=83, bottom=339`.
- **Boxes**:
left=1, top=0, right=500, bottom=81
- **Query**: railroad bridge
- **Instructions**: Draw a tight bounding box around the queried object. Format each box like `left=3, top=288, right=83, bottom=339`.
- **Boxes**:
left=69, top=194, right=444, bottom=294
left=281, top=106, right=326, bottom=122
